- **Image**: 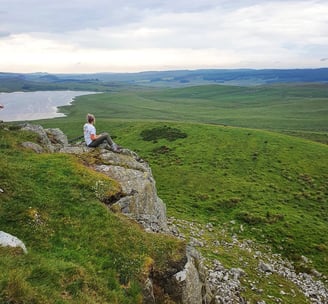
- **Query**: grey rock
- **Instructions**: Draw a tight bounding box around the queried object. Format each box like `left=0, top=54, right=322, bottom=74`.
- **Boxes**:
left=20, top=123, right=54, bottom=152
left=95, top=155, right=168, bottom=233
left=259, top=261, right=274, bottom=273
left=45, top=128, right=68, bottom=150
left=21, top=141, right=44, bottom=153
left=142, top=278, right=155, bottom=304
left=0, top=231, right=27, bottom=253
left=165, top=246, right=212, bottom=304
left=60, top=145, right=90, bottom=154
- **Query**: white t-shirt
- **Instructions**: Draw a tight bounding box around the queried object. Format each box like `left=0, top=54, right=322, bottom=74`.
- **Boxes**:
left=83, top=123, right=96, bottom=146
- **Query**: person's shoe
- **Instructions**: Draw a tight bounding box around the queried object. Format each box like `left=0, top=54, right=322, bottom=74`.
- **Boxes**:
left=111, top=143, right=122, bottom=152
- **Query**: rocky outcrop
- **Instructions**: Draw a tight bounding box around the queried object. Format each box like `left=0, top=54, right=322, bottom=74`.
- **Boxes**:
left=19, top=123, right=328, bottom=304
left=21, top=124, right=69, bottom=152
left=144, top=245, right=213, bottom=304
left=63, top=145, right=169, bottom=233
left=95, top=151, right=168, bottom=233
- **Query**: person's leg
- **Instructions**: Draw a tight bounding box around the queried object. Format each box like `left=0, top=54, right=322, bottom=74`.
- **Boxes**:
left=102, top=133, right=122, bottom=151
left=88, top=133, right=116, bottom=148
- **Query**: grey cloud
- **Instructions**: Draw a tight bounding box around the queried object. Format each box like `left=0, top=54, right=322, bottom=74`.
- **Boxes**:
left=2, top=0, right=325, bottom=35
left=0, top=0, right=269, bottom=34
left=0, top=1, right=144, bottom=33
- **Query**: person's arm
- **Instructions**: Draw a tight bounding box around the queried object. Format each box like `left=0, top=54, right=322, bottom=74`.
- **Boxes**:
left=90, top=133, right=98, bottom=141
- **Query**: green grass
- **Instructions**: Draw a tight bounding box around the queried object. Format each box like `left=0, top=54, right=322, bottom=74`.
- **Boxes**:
left=38, top=116, right=328, bottom=277
left=50, top=83, right=328, bottom=142
left=2, top=82, right=328, bottom=302
left=0, top=126, right=186, bottom=303
left=34, top=83, right=328, bottom=275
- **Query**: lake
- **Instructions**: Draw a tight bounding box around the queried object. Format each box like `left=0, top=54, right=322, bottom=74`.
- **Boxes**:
left=0, top=91, right=98, bottom=122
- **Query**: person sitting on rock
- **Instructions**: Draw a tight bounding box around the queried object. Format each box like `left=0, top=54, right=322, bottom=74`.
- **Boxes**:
left=83, top=113, right=121, bottom=152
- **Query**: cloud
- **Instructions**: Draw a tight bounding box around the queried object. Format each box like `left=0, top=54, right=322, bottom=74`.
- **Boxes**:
left=0, top=0, right=328, bottom=72
left=0, top=32, right=10, bottom=38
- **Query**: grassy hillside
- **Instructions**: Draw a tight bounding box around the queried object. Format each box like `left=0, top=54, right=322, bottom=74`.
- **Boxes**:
left=0, top=125, right=185, bottom=303
left=3, top=82, right=327, bottom=302
left=36, top=83, right=327, bottom=275
left=39, top=117, right=328, bottom=278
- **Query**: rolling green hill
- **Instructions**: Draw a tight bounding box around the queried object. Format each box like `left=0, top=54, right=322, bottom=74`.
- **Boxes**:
left=39, top=118, right=328, bottom=276
left=1, top=82, right=327, bottom=302
left=50, top=83, right=328, bottom=144
left=35, top=83, right=327, bottom=275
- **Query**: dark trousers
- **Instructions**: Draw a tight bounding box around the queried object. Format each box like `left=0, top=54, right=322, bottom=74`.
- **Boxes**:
left=88, top=133, right=114, bottom=147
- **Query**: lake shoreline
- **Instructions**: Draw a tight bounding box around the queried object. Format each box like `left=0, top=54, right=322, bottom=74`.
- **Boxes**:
left=0, top=90, right=99, bottom=122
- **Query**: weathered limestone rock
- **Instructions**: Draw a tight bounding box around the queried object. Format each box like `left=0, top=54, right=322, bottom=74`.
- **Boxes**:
left=172, top=246, right=211, bottom=304
left=147, top=245, right=213, bottom=304
left=0, top=231, right=27, bottom=253
left=20, top=124, right=69, bottom=152
left=95, top=149, right=168, bottom=233
left=45, top=128, right=69, bottom=150
left=21, top=141, right=44, bottom=153
left=20, top=123, right=55, bottom=152
left=258, top=260, right=274, bottom=273
left=22, top=121, right=168, bottom=232
left=60, top=144, right=90, bottom=154
left=142, top=278, right=156, bottom=304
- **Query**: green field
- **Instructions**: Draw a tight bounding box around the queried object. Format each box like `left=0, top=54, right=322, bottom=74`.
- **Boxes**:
left=38, top=83, right=328, bottom=274
left=53, top=83, right=328, bottom=143
left=1, top=82, right=328, bottom=302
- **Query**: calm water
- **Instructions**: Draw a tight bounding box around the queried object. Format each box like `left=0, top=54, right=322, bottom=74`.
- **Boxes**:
left=0, top=91, right=98, bottom=122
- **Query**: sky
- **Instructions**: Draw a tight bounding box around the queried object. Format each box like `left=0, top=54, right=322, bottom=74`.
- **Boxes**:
left=0, top=0, right=328, bottom=73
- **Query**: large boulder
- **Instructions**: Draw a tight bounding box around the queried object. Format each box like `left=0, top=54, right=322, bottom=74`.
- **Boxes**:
left=0, top=231, right=27, bottom=254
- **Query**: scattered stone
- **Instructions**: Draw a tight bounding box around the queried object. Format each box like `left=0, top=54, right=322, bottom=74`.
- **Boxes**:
left=168, top=216, right=328, bottom=304
left=189, top=237, right=204, bottom=247
left=301, top=255, right=310, bottom=264
left=259, top=261, right=274, bottom=273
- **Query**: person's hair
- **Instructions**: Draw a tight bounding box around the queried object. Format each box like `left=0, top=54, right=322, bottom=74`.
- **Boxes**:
left=87, top=113, right=95, bottom=124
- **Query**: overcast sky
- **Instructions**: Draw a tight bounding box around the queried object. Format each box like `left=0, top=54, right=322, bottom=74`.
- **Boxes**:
left=1, top=0, right=327, bottom=73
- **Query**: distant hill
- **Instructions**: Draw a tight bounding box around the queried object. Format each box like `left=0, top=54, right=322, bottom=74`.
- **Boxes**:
left=1, top=68, right=328, bottom=89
